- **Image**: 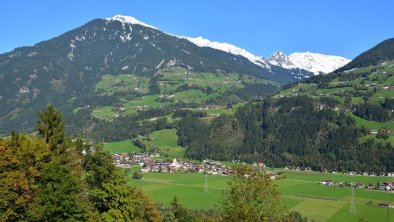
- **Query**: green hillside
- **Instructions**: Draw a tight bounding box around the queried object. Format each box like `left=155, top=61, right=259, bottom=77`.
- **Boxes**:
left=337, top=38, right=394, bottom=72
left=276, top=61, right=394, bottom=142
left=88, top=67, right=276, bottom=120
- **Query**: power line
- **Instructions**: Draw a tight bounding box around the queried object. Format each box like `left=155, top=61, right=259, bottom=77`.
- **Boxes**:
left=204, top=165, right=209, bottom=193
left=350, top=182, right=356, bottom=215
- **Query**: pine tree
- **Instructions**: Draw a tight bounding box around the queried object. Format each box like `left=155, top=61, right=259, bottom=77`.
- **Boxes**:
left=36, top=104, right=65, bottom=152
left=170, top=196, right=192, bottom=222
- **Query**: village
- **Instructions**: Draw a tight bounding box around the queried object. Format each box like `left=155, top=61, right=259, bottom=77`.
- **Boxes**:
left=111, top=152, right=232, bottom=175
left=283, top=166, right=394, bottom=193
left=285, top=166, right=394, bottom=177
left=319, top=179, right=394, bottom=193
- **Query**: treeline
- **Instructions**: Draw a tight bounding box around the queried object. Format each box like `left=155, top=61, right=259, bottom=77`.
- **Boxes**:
left=205, top=82, right=278, bottom=106
left=353, top=103, right=392, bottom=122
left=382, top=97, right=394, bottom=110
left=173, top=109, right=207, bottom=118
left=177, top=96, right=394, bottom=173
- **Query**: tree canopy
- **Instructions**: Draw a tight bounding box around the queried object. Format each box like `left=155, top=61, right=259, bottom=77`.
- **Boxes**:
left=221, top=165, right=286, bottom=221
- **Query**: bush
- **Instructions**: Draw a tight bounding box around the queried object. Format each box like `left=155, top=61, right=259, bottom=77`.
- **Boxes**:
left=133, top=171, right=144, bottom=179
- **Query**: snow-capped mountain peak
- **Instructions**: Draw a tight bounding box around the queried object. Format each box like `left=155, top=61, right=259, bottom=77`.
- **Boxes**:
left=104, top=15, right=270, bottom=69
left=288, top=52, right=350, bottom=74
left=182, top=36, right=270, bottom=69
left=267, top=51, right=296, bottom=69
left=103, top=15, right=348, bottom=76
left=105, top=15, right=157, bottom=30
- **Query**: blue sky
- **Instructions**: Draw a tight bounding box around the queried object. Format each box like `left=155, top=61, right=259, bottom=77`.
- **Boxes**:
left=1, top=0, right=394, bottom=59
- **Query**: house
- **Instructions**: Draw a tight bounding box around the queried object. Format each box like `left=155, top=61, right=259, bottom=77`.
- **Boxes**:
left=151, top=165, right=160, bottom=172
left=383, top=181, right=394, bottom=191
left=380, top=129, right=391, bottom=134
left=379, top=201, right=391, bottom=207
left=319, top=180, right=335, bottom=186
left=253, top=162, right=266, bottom=168
left=141, top=167, right=150, bottom=173
left=382, top=85, right=394, bottom=90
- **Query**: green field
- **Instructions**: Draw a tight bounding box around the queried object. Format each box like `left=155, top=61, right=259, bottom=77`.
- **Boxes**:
left=103, top=140, right=141, bottom=154
left=96, top=74, right=150, bottom=96
left=348, top=113, right=394, bottom=142
left=145, top=129, right=185, bottom=158
left=129, top=170, right=394, bottom=222
left=92, top=106, right=117, bottom=120
left=100, top=128, right=191, bottom=157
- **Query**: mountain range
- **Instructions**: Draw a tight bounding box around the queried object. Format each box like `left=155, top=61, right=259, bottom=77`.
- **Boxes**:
left=268, top=51, right=350, bottom=75
left=0, top=15, right=350, bottom=133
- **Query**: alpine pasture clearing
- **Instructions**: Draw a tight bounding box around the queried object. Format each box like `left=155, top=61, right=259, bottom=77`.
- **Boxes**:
left=103, top=140, right=141, bottom=154
left=90, top=68, right=272, bottom=120
left=145, top=129, right=185, bottom=158
left=129, top=170, right=394, bottom=222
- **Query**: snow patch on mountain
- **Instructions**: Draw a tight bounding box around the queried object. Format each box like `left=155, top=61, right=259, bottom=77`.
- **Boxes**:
left=182, top=36, right=270, bottom=69
left=105, top=15, right=157, bottom=30
left=289, top=52, right=350, bottom=74
left=104, top=15, right=349, bottom=76
left=268, top=51, right=350, bottom=75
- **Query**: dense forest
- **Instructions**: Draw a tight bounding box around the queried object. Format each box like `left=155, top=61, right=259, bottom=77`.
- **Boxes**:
left=177, top=96, right=394, bottom=173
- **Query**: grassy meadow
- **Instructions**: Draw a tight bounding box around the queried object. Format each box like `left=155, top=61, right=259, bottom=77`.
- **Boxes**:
left=90, top=67, right=270, bottom=120
left=103, top=140, right=141, bottom=154
left=145, top=129, right=185, bottom=158
left=129, top=170, right=394, bottom=222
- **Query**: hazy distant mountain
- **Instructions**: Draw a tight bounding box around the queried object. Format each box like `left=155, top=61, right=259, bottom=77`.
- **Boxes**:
left=268, top=50, right=350, bottom=75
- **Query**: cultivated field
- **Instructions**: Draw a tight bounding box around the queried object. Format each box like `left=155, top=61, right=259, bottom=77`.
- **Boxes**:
left=129, top=170, right=394, bottom=222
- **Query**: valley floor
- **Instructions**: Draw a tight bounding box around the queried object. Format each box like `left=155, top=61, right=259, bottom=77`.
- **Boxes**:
left=129, top=170, right=394, bottom=222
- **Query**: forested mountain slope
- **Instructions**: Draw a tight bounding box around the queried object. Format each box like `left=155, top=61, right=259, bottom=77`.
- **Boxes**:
left=176, top=38, right=394, bottom=173
left=0, top=15, right=305, bottom=134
